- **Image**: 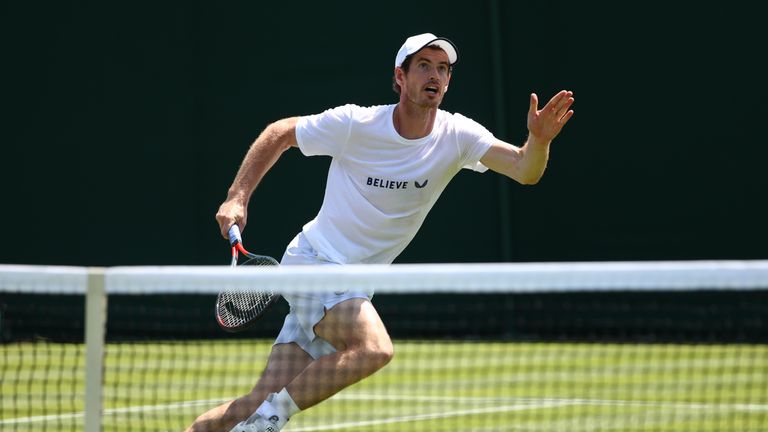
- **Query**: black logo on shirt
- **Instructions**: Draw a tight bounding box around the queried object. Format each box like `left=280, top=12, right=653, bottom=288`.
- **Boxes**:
left=366, top=177, right=429, bottom=190
left=367, top=177, right=408, bottom=189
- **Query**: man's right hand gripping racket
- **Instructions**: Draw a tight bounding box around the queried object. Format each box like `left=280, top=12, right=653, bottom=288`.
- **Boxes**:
left=215, top=224, right=280, bottom=333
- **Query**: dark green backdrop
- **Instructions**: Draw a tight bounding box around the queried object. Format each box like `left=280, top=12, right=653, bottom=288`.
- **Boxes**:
left=1, top=1, right=765, bottom=266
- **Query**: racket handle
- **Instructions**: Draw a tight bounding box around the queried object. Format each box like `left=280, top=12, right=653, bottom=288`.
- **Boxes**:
left=227, top=224, right=242, bottom=246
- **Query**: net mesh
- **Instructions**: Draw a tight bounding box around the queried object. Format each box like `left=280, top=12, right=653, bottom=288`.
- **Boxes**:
left=1, top=261, right=767, bottom=432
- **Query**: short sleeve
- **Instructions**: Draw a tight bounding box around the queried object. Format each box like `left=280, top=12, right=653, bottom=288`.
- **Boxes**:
left=453, top=113, right=496, bottom=172
left=295, top=104, right=355, bottom=158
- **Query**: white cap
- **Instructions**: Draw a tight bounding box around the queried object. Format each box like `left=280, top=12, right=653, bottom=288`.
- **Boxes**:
left=394, top=33, right=459, bottom=67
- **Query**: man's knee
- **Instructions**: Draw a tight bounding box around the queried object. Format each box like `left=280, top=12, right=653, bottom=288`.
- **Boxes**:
left=356, top=337, right=394, bottom=372
left=372, top=340, right=394, bottom=369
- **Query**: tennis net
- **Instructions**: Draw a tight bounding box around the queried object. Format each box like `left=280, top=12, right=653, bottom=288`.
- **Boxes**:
left=1, top=261, right=767, bottom=431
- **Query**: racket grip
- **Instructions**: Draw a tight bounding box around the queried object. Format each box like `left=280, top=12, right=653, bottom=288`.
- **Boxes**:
left=227, top=224, right=242, bottom=246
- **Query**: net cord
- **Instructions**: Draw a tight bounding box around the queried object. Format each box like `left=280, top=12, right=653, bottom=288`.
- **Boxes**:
left=2, top=260, right=768, bottom=295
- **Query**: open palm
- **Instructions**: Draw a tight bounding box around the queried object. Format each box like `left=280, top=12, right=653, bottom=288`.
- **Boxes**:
left=527, top=90, right=574, bottom=142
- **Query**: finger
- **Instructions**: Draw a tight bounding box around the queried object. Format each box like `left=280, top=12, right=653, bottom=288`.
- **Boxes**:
left=551, top=90, right=573, bottom=109
left=556, top=96, right=575, bottom=118
left=559, top=109, right=575, bottom=125
left=545, top=90, right=564, bottom=105
left=219, top=221, right=232, bottom=239
left=559, top=91, right=574, bottom=109
left=538, top=91, right=563, bottom=117
left=215, top=214, right=229, bottom=239
left=529, top=93, right=539, bottom=114
left=217, top=217, right=238, bottom=239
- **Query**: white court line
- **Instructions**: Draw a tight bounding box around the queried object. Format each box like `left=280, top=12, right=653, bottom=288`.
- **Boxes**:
left=0, top=412, right=84, bottom=426
left=0, top=398, right=228, bottom=425
left=333, top=393, right=768, bottom=411
left=2, top=393, right=767, bottom=426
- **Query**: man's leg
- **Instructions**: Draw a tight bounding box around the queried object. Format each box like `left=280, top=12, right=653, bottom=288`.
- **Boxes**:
left=284, top=298, right=394, bottom=410
left=185, top=342, right=312, bottom=432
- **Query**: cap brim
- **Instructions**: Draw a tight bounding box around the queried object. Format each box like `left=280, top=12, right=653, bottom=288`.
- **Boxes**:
left=424, top=38, right=459, bottom=65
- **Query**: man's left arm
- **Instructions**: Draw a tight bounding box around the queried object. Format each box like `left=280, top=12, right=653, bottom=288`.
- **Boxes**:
left=480, top=90, right=574, bottom=184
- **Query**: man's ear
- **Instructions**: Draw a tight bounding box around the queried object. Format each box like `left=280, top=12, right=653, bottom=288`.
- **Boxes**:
left=394, top=67, right=405, bottom=86
left=444, top=85, right=448, bottom=93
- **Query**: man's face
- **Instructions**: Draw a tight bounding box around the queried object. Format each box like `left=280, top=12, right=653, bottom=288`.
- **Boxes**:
left=398, top=47, right=452, bottom=109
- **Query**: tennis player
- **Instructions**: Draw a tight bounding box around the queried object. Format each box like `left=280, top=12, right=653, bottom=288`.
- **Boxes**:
left=187, top=32, right=574, bottom=432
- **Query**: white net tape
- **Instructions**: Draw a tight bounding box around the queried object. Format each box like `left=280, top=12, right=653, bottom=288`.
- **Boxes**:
left=2, top=260, right=768, bottom=294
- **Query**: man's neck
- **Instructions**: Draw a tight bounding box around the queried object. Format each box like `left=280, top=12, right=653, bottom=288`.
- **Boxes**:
left=393, top=102, right=438, bottom=139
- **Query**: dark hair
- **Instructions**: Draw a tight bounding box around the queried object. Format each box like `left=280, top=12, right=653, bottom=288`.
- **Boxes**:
left=391, top=54, right=414, bottom=95
left=391, top=46, right=454, bottom=95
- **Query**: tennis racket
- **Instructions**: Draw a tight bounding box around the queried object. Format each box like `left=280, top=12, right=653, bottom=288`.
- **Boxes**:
left=215, top=224, right=280, bottom=333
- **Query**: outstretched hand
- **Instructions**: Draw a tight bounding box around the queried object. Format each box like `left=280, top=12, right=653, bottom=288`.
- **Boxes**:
left=527, top=90, right=574, bottom=143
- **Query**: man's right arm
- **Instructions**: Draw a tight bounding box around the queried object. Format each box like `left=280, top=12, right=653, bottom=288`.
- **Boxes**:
left=215, top=117, right=299, bottom=238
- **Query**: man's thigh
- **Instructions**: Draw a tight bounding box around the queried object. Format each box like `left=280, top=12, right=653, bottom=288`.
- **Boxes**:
left=313, top=298, right=392, bottom=352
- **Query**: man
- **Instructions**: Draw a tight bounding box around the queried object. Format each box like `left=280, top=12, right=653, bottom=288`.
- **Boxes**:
left=187, top=32, right=574, bottom=432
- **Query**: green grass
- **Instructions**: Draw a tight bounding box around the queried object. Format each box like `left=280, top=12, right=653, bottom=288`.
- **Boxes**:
left=2, top=340, right=767, bottom=431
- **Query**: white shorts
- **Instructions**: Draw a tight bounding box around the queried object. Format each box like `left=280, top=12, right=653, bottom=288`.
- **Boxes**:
left=274, top=232, right=374, bottom=359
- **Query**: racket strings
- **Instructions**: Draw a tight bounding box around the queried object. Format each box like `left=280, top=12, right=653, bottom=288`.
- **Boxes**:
left=218, top=290, right=275, bottom=325
left=216, top=253, right=280, bottom=330
left=242, top=255, right=279, bottom=266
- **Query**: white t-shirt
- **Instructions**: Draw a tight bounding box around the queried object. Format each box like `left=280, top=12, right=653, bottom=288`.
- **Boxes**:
left=295, top=103, right=495, bottom=264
